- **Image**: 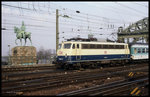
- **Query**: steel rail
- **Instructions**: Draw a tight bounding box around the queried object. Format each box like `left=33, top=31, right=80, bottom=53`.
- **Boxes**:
left=102, top=82, right=149, bottom=96
left=57, top=77, right=148, bottom=96
left=2, top=63, right=148, bottom=79
left=2, top=67, right=148, bottom=93
left=2, top=65, right=56, bottom=72
left=2, top=65, right=148, bottom=84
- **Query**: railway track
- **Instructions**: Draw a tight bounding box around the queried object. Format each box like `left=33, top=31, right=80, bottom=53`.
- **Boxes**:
left=57, top=77, right=148, bottom=96
left=2, top=65, right=56, bottom=73
left=2, top=64, right=148, bottom=95
left=2, top=63, right=148, bottom=81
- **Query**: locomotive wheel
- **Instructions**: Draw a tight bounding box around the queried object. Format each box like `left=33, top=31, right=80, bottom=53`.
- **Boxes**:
left=64, top=64, right=69, bottom=70
left=56, top=64, right=62, bottom=69
left=73, top=63, right=81, bottom=70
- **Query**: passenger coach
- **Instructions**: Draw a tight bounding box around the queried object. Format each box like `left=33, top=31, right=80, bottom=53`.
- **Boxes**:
left=129, top=43, right=148, bottom=60
left=56, top=41, right=130, bottom=69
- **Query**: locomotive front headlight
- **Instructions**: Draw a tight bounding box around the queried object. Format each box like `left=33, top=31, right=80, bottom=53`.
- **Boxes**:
left=59, top=58, right=63, bottom=60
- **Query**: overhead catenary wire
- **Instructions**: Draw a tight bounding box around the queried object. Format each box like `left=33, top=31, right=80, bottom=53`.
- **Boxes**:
left=2, top=12, right=123, bottom=31
left=60, top=3, right=147, bottom=22
left=2, top=23, right=117, bottom=33
left=2, top=19, right=119, bottom=32
left=3, top=11, right=131, bottom=30
left=115, top=2, right=147, bottom=15
left=2, top=2, right=145, bottom=24
left=80, top=2, right=146, bottom=18
left=2, top=22, right=55, bottom=28
left=2, top=2, right=144, bottom=30
left=133, top=2, right=148, bottom=8
left=2, top=2, right=147, bottom=40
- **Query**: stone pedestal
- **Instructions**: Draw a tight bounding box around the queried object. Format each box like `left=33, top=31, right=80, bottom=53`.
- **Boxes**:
left=11, top=46, right=37, bottom=65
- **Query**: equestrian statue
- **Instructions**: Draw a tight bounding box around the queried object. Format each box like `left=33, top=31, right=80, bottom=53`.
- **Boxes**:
left=14, top=21, right=32, bottom=46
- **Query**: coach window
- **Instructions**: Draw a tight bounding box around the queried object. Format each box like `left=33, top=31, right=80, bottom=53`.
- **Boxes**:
left=134, top=48, right=137, bottom=54
left=72, top=44, right=75, bottom=49
left=142, top=48, right=145, bottom=53
left=77, top=44, right=79, bottom=49
left=146, top=48, right=148, bottom=53
left=137, top=48, right=141, bottom=53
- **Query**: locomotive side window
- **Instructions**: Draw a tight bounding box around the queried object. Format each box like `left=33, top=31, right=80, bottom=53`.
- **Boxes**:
left=103, top=45, right=108, bottom=49
left=81, top=44, right=126, bottom=49
left=115, top=45, right=119, bottom=49
left=90, top=44, right=95, bottom=49
left=77, top=44, right=79, bottom=49
left=64, top=43, right=71, bottom=49
left=82, top=44, right=88, bottom=49
left=97, top=45, right=102, bottom=49
left=72, top=44, right=75, bottom=49
left=120, top=45, right=124, bottom=49
left=108, top=45, right=114, bottom=49
left=115, top=45, right=125, bottom=49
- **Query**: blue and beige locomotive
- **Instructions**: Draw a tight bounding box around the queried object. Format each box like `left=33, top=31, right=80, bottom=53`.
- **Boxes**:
left=55, top=38, right=148, bottom=69
left=55, top=41, right=149, bottom=69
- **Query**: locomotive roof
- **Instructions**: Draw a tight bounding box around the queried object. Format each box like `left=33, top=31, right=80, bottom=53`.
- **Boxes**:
left=61, top=41, right=128, bottom=45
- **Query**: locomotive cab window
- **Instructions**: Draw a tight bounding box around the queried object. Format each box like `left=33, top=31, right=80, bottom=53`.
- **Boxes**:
left=64, top=43, right=71, bottom=49
left=58, top=44, right=62, bottom=49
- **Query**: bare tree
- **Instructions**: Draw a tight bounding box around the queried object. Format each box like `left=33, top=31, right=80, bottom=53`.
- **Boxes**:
left=52, top=49, right=56, bottom=55
left=37, top=47, right=53, bottom=64
left=37, top=46, right=45, bottom=60
left=45, top=49, right=52, bottom=59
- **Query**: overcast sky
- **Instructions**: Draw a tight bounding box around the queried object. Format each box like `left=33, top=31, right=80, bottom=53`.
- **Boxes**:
left=2, top=1, right=148, bottom=56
